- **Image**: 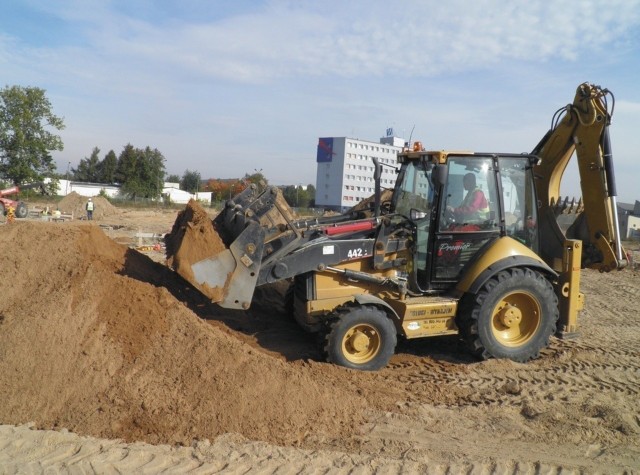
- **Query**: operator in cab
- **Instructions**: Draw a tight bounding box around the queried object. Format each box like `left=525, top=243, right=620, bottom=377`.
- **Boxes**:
left=448, top=173, right=489, bottom=223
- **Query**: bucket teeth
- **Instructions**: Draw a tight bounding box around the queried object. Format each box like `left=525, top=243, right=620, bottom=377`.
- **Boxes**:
left=551, top=196, right=584, bottom=216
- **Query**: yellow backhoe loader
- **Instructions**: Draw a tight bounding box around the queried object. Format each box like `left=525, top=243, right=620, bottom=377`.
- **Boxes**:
left=167, top=82, right=626, bottom=371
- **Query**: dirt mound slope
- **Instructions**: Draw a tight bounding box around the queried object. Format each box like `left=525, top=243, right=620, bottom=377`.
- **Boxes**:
left=57, top=191, right=119, bottom=220
left=0, top=221, right=370, bottom=446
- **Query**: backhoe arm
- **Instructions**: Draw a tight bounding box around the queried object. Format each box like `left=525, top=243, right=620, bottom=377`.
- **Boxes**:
left=532, top=82, right=626, bottom=272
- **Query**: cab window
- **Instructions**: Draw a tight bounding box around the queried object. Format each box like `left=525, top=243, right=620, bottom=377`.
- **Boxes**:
left=439, top=157, right=499, bottom=232
left=499, top=157, right=539, bottom=252
left=394, top=161, right=433, bottom=217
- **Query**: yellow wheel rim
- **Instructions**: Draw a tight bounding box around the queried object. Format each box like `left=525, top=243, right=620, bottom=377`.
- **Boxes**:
left=341, top=324, right=381, bottom=364
left=491, top=291, right=541, bottom=347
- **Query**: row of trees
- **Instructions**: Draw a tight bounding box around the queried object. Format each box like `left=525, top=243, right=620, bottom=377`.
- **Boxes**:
left=67, top=144, right=317, bottom=206
left=1, top=84, right=316, bottom=206
left=72, top=145, right=166, bottom=199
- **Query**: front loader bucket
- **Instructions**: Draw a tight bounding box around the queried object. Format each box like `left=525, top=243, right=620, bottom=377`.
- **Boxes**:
left=165, top=200, right=232, bottom=303
left=165, top=186, right=296, bottom=309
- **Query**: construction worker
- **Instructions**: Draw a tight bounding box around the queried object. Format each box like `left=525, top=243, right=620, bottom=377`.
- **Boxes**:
left=86, top=198, right=95, bottom=220
left=449, top=173, right=489, bottom=223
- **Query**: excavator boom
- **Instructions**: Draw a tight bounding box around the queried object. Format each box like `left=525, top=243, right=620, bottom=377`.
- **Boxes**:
left=532, top=82, right=626, bottom=272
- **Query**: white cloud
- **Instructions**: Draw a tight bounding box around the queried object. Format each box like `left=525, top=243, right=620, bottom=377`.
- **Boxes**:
left=2, top=1, right=638, bottom=98
left=2, top=0, right=639, bottom=198
left=143, top=0, right=638, bottom=81
left=12, top=0, right=637, bottom=85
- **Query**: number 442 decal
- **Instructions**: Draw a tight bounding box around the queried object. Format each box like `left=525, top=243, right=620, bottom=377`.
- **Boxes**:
left=347, top=248, right=367, bottom=259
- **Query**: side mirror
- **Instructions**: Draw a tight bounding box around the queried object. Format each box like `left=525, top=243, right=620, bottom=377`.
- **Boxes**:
left=410, top=209, right=428, bottom=221
left=432, top=164, right=447, bottom=188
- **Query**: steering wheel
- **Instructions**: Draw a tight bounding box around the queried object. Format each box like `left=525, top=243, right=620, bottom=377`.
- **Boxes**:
left=442, top=206, right=456, bottom=227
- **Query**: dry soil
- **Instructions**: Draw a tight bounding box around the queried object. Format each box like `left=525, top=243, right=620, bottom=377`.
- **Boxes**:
left=0, top=202, right=638, bottom=473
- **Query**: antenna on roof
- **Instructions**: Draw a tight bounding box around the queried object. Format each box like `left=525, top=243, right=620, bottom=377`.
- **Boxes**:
left=408, top=124, right=416, bottom=145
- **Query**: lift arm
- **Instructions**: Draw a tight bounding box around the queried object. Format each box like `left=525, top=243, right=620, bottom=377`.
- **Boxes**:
left=532, top=82, right=626, bottom=272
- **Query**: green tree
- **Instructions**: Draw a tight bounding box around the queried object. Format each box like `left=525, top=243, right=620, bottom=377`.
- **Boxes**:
left=146, top=147, right=166, bottom=197
left=0, top=85, right=65, bottom=184
left=282, top=184, right=314, bottom=207
left=117, top=145, right=166, bottom=199
left=73, top=146, right=101, bottom=182
left=115, top=144, right=137, bottom=185
left=282, top=185, right=297, bottom=207
left=181, top=169, right=201, bottom=193
left=99, top=149, right=118, bottom=184
left=305, top=184, right=316, bottom=207
left=166, top=174, right=180, bottom=183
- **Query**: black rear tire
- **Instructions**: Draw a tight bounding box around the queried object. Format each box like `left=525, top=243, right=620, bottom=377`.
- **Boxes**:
left=457, top=268, right=558, bottom=362
left=325, top=305, right=397, bottom=371
left=15, top=202, right=28, bottom=219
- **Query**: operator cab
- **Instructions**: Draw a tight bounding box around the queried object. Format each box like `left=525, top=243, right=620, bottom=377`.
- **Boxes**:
left=391, top=151, right=540, bottom=293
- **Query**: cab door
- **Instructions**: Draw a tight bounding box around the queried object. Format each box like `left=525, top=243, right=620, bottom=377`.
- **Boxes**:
left=430, top=156, right=501, bottom=288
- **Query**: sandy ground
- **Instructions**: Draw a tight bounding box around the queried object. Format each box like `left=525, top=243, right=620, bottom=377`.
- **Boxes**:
left=0, top=199, right=639, bottom=474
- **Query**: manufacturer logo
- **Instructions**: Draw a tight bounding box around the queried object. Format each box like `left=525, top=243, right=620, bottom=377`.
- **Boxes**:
left=438, top=242, right=472, bottom=252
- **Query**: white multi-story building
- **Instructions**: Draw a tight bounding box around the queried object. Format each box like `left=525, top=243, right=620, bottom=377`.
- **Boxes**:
left=315, top=134, right=405, bottom=211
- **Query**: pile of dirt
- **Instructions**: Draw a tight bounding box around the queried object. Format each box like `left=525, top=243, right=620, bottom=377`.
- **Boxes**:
left=164, top=199, right=227, bottom=302
left=0, top=221, right=370, bottom=446
left=57, top=191, right=119, bottom=220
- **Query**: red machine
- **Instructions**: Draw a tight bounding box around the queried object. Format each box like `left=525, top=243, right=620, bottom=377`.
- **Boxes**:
left=0, top=182, right=45, bottom=218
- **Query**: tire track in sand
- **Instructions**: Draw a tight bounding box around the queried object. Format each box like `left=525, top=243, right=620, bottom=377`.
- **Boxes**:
left=3, top=423, right=621, bottom=474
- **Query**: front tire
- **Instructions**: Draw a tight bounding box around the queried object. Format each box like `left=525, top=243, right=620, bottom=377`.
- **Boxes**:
left=325, top=305, right=397, bottom=371
left=458, top=268, right=558, bottom=362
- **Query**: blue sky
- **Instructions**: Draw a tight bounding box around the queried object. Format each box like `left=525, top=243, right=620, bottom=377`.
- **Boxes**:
left=2, top=0, right=640, bottom=202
